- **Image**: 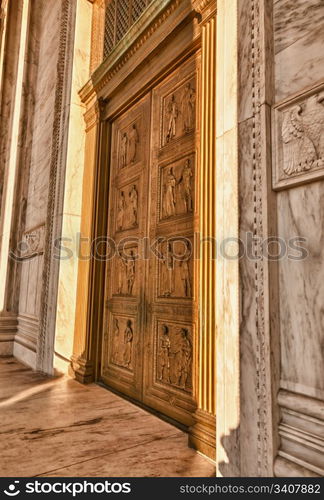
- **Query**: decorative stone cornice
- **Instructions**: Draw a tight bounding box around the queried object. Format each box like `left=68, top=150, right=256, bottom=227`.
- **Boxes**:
left=79, top=0, right=196, bottom=104
left=84, top=100, right=101, bottom=130
left=84, top=97, right=108, bottom=130
left=191, top=0, right=216, bottom=19
left=191, top=0, right=216, bottom=12
left=93, top=0, right=185, bottom=93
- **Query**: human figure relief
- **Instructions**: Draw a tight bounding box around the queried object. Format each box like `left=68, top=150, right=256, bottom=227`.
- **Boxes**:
left=125, top=250, right=135, bottom=295
left=181, top=82, right=196, bottom=133
left=129, top=123, right=139, bottom=164
left=163, top=167, right=176, bottom=218
left=117, top=191, right=126, bottom=230
left=121, top=132, right=128, bottom=168
left=162, top=243, right=175, bottom=297
left=129, top=185, right=138, bottom=227
left=180, top=250, right=192, bottom=298
left=158, top=324, right=171, bottom=383
left=176, top=328, right=192, bottom=389
left=166, top=94, right=178, bottom=142
left=123, top=319, right=133, bottom=368
left=116, top=255, right=124, bottom=295
left=179, top=158, right=193, bottom=212
left=112, top=318, right=121, bottom=365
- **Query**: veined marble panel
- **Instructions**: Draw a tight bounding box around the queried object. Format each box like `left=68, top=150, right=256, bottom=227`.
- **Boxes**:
left=0, top=316, right=17, bottom=357
left=54, top=214, right=81, bottom=366
left=26, top=258, right=41, bottom=317
left=274, top=0, right=324, bottom=55
left=53, top=0, right=92, bottom=372
left=275, top=24, right=324, bottom=102
left=18, top=260, right=29, bottom=315
left=238, top=0, right=253, bottom=122
left=18, top=254, right=43, bottom=318
left=278, top=181, right=324, bottom=398
left=24, top=0, right=61, bottom=231
left=238, top=117, right=260, bottom=476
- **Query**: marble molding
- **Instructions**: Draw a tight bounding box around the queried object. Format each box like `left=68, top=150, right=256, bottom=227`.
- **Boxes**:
left=276, top=390, right=324, bottom=477
left=0, top=316, right=17, bottom=356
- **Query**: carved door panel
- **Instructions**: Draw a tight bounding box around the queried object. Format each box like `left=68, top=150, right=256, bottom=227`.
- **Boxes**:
left=101, top=94, right=151, bottom=400
left=101, top=54, right=199, bottom=427
left=143, top=56, right=200, bottom=426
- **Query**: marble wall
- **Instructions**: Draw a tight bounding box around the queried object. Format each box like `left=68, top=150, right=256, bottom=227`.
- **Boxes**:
left=274, top=0, right=324, bottom=101
left=238, top=0, right=324, bottom=477
left=0, top=0, right=79, bottom=370
left=13, top=0, right=62, bottom=368
left=273, top=0, right=324, bottom=477
left=53, top=0, right=92, bottom=374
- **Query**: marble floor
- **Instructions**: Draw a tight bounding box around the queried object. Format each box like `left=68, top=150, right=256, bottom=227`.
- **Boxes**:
left=0, top=358, right=215, bottom=477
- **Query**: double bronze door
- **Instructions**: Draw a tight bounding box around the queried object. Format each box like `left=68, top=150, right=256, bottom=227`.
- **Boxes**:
left=101, top=56, right=199, bottom=426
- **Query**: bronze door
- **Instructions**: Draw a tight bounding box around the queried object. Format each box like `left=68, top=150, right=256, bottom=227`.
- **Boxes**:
left=101, top=55, right=199, bottom=426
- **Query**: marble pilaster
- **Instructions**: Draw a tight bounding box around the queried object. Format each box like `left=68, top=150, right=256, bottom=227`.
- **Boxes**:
left=54, top=0, right=92, bottom=374
left=187, top=0, right=217, bottom=461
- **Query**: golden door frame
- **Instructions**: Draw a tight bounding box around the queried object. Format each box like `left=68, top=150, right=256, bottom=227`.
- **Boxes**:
left=71, top=0, right=218, bottom=460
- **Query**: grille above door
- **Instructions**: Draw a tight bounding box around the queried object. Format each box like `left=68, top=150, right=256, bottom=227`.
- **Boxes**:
left=104, top=0, right=153, bottom=58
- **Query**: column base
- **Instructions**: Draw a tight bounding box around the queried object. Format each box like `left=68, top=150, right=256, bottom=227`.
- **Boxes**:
left=0, top=315, right=18, bottom=357
left=189, top=409, right=216, bottom=461
left=70, top=354, right=94, bottom=384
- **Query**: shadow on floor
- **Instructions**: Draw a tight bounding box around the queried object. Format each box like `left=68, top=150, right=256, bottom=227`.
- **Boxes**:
left=0, top=358, right=216, bottom=477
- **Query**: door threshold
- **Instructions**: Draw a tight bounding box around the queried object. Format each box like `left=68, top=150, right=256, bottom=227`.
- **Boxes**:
left=97, top=381, right=188, bottom=433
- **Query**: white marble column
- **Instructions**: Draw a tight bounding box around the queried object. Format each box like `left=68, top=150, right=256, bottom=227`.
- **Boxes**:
left=0, top=0, right=29, bottom=355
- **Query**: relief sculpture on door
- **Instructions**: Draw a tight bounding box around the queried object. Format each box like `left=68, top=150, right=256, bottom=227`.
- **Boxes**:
left=102, top=55, right=199, bottom=426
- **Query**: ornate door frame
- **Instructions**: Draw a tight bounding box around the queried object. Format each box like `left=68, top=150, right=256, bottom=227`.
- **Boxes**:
left=71, top=0, right=219, bottom=461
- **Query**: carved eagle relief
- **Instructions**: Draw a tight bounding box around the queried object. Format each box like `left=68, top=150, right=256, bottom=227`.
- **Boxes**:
left=281, top=93, right=324, bottom=177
